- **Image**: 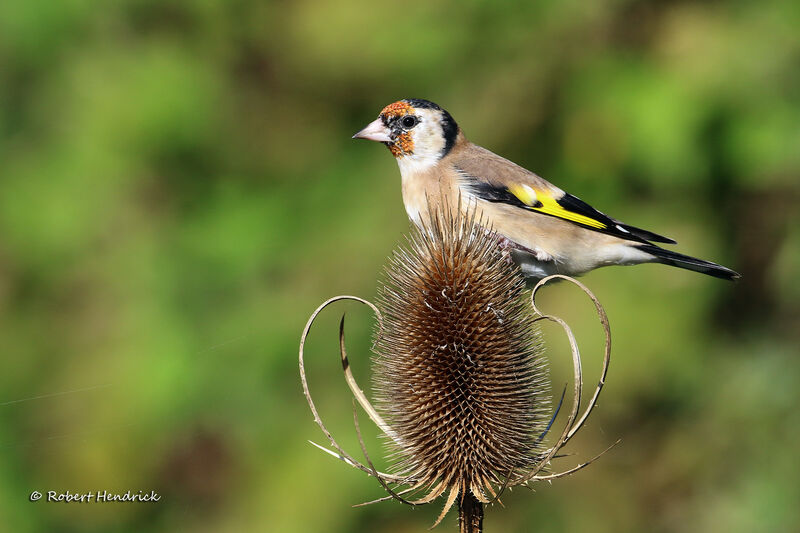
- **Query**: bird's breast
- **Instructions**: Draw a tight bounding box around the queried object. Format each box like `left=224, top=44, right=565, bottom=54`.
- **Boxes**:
left=399, top=164, right=461, bottom=228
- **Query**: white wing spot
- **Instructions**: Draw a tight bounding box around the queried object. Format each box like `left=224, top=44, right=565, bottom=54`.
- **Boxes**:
left=521, top=184, right=538, bottom=205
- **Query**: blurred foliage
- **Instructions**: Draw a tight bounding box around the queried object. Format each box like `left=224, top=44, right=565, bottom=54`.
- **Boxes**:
left=0, top=0, right=798, bottom=531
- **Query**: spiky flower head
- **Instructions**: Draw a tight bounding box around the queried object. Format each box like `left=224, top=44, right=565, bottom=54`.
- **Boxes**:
left=300, top=205, right=612, bottom=532
left=372, top=208, right=550, bottom=511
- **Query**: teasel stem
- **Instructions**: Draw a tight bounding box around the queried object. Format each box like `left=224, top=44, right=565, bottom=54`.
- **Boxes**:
left=459, top=491, right=483, bottom=533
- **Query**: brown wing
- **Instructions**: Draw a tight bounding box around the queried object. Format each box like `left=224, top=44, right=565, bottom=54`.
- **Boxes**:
left=453, top=142, right=676, bottom=245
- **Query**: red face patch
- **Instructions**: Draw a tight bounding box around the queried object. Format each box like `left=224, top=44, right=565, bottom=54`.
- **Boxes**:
left=379, top=101, right=416, bottom=157
left=381, top=101, right=413, bottom=118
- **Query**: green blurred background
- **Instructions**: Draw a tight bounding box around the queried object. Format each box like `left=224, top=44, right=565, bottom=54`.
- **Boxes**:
left=1, top=0, right=798, bottom=531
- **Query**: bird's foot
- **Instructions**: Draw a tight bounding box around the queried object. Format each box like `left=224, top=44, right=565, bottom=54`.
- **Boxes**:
left=495, top=235, right=518, bottom=266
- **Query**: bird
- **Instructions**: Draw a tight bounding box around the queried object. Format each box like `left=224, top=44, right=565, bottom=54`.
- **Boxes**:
left=353, top=98, right=740, bottom=281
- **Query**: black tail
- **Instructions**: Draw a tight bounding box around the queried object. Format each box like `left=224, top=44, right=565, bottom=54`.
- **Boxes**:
left=638, top=245, right=740, bottom=281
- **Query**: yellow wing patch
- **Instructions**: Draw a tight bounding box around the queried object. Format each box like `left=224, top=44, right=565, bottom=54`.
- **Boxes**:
left=508, top=184, right=607, bottom=229
left=508, top=184, right=538, bottom=206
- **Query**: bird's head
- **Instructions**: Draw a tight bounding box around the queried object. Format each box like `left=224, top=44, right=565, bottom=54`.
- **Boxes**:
left=353, top=99, right=459, bottom=172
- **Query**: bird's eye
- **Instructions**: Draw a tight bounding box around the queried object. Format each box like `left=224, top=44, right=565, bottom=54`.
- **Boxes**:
left=401, top=116, right=418, bottom=129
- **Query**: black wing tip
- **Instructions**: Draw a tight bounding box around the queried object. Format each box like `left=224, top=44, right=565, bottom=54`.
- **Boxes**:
left=557, top=193, right=677, bottom=245
left=649, top=234, right=677, bottom=245
left=614, top=222, right=677, bottom=245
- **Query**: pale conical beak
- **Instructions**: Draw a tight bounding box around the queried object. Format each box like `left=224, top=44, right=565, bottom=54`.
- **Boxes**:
left=352, top=118, right=392, bottom=142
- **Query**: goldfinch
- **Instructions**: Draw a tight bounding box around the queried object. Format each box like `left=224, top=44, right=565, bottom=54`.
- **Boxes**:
left=353, top=98, right=740, bottom=281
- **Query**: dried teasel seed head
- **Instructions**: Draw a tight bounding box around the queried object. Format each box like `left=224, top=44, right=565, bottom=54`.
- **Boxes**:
left=372, top=208, right=551, bottom=506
